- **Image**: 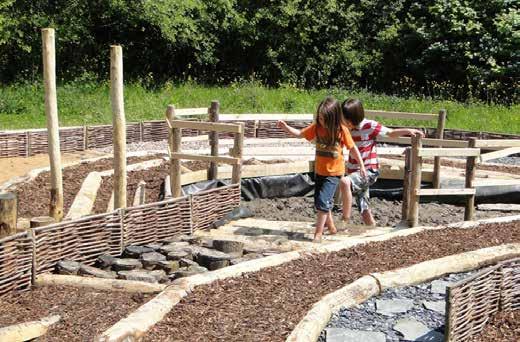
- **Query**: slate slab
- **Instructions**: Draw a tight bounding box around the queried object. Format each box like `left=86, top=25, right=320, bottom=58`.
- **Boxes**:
left=326, top=328, right=385, bottom=342
left=375, top=299, right=414, bottom=315
left=393, top=318, right=444, bottom=341
left=79, top=265, right=117, bottom=279
left=56, top=260, right=81, bottom=275
left=423, top=301, right=446, bottom=315
left=95, top=254, right=116, bottom=269
left=112, top=258, right=143, bottom=272
left=430, top=280, right=450, bottom=294
left=141, top=252, right=167, bottom=269
left=123, top=245, right=154, bottom=258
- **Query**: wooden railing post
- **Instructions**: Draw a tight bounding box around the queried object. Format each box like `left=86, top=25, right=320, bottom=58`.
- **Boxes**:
left=0, top=193, right=17, bottom=237
left=408, top=135, right=423, bottom=227
left=231, top=123, right=244, bottom=184
left=401, top=147, right=412, bottom=221
left=167, top=105, right=182, bottom=197
left=110, top=45, right=127, bottom=209
left=42, top=28, right=64, bottom=221
left=208, top=101, right=220, bottom=180
left=464, top=138, right=478, bottom=221
left=432, top=109, right=446, bottom=188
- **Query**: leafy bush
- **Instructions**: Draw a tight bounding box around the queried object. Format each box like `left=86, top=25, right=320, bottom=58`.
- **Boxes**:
left=0, top=0, right=518, bottom=104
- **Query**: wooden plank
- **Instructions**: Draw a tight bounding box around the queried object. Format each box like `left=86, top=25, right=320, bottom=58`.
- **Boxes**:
left=480, top=147, right=520, bottom=162
left=418, top=148, right=480, bottom=158
left=377, top=147, right=406, bottom=155
left=175, top=108, right=208, bottom=116
left=401, top=148, right=411, bottom=221
left=465, top=138, right=477, bottom=221
left=417, top=188, right=476, bottom=196
left=433, top=109, right=447, bottom=188
left=377, top=136, right=469, bottom=148
left=232, top=123, right=244, bottom=184
left=170, top=120, right=242, bottom=133
left=408, top=136, right=423, bottom=227
left=208, top=101, right=219, bottom=180
left=474, top=139, right=520, bottom=148
left=365, top=110, right=438, bottom=121
left=171, top=153, right=240, bottom=165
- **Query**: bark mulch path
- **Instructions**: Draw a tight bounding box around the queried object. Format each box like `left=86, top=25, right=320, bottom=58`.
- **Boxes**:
left=146, top=220, right=520, bottom=342
left=469, top=310, right=520, bottom=342
left=15, top=155, right=158, bottom=218
left=0, top=285, right=152, bottom=341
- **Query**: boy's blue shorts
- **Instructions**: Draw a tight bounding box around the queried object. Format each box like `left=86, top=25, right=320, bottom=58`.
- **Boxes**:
left=314, top=175, right=340, bottom=212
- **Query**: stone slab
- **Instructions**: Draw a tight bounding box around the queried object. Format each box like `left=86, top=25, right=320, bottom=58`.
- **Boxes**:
left=375, top=299, right=414, bottom=315
left=422, top=301, right=446, bottom=315
left=430, top=280, right=449, bottom=294
left=393, top=318, right=443, bottom=342
left=326, top=328, right=385, bottom=342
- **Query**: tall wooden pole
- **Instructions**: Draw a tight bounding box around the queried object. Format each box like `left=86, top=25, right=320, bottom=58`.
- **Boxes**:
left=208, top=101, right=220, bottom=180
left=42, top=28, right=64, bottom=221
left=167, top=105, right=182, bottom=197
left=110, top=45, right=127, bottom=209
left=231, top=123, right=244, bottom=184
left=401, top=147, right=412, bottom=221
left=0, top=193, right=17, bottom=237
left=464, top=138, right=477, bottom=221
left=408, top=135, right=423, bottom=227
left=432, top=109, right=447, bottom=188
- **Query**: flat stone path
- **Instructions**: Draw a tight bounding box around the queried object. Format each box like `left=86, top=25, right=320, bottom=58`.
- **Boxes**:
left=321, top=271, right=475, bottom=342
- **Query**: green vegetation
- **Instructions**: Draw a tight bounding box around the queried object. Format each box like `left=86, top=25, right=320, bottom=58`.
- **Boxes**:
left=1, top=82, right=518, bottom=133
left=1, top=0, right=518, bottom=104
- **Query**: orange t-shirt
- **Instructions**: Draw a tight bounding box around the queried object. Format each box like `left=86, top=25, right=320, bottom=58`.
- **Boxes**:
left=301, top=123, right=355, bottom=176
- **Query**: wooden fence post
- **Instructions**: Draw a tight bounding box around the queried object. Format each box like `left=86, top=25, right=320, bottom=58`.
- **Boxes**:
left=231, top=123, right=244, bottom=184
left=464, top=138, right=478, bottom=221
left=30, top=216, right=55, bottom=228
left=42, top=28, right=64, bottom=221
left=401, top=147, right=412, bottom=221
left=167, top=105, right=182, bottom=197
left=432, top=109, right=446, bottom=188
left=110, top=45, right=127, bottom=209
left=0, top=193, right=17, bottom=237
left=208, top=101, right=220, bottom=180
left=408, top=135, right=423, bottom=227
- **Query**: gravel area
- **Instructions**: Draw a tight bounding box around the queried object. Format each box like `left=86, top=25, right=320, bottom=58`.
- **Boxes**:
left=320, top=271, right=475, bottom=341
left=145, top=220, right=520, bottom=341
left=0, top=285, right=152, bottom=341
left=242, top=196, right=510, bottom=227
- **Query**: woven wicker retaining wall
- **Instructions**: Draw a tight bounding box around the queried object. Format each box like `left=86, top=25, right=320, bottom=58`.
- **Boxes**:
left=446, top=258, right=520, bottom=341
left=0, top=185, right=239, bottom=298
left=191, top=184, right=241, bottom=231
left=0, top=232, right=33, bottom=297
left=4, top=116, right=518, bottom=159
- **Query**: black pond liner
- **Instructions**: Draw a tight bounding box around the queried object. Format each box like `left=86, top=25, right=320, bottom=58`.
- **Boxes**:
left=161, top=173, right=520, bottom=205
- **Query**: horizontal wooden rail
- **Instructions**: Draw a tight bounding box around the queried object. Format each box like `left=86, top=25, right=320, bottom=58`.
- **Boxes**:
left=175, top=108, right=208, bottom=116
left=365, top=110, right=438, bottom=121
left=474, top=139, right=520, bottom=148
left=418, top=148, right=480, bottom=158
left=377, top=136, right=469, bottom=148
left=417, top=188, right=476, bottom=196
left=171, top=152, right=240, bottom=165
left=168, top=120, right=243, bottom=134
left=480, top=147, right=520, bottom=162
left=377, top=147, right=406, bottom=155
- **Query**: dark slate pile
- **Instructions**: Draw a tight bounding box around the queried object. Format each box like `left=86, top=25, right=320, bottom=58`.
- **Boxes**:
left=320, top=271, right=476, bottom=342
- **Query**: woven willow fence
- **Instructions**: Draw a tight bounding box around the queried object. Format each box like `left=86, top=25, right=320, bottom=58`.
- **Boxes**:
left=446, top=257, right=520, bottom=341
left=0, top=185, right=240, bottom=298
left=2, top=118, right=519, bottom=159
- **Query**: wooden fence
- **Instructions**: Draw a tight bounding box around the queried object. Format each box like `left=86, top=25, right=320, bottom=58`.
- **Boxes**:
left=0, top=185, right=240, bottom=298
left=446, top=258, right=520, bottom=341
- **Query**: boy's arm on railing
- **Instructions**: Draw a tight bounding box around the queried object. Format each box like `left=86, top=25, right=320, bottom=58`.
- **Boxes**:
left=387, top=128, right=425, bottom=138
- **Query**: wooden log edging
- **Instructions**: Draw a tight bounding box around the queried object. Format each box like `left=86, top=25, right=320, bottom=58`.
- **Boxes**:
left=286, top=243, right=520, bottom=342
left=0, top=314, right=60, bottom=342
left=64, top=171, right=102, bottom=220
left=35, top=274, right=165, bottom=293
left=96, top=215, right=520, bottom=341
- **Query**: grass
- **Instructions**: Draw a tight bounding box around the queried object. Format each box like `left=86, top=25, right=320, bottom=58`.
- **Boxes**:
left=0, top=81, right=519, bottom=134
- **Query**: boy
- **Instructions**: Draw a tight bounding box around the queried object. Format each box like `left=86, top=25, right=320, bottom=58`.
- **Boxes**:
left=340, top=99, right=425, bottom=226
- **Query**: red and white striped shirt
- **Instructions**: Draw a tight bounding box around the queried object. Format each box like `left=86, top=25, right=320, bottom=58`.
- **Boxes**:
left=347, top=119, right=390, bottom=173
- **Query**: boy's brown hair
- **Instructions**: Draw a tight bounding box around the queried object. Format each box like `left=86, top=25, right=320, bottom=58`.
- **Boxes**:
left=316, top=96, right=344, bottom=146
left=341, top=98, right=365, bottom=127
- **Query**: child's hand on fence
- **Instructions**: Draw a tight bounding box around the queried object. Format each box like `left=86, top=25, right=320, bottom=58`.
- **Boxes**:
left=409, top=129, right=425, bottom=138
left=277, top=120, right=288, bottom=129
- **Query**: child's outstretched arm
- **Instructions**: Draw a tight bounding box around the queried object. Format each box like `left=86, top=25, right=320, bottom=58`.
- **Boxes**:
left=349, top=145, right=367, bottom=178
left=277, top=120, right=304, bottom=138
left=387, top=128, right=425, bottom=138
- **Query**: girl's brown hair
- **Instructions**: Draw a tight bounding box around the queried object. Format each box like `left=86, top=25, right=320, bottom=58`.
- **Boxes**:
left=341, top=98, right=365, bottom=126
left=316, top=96, right=344, bottom=146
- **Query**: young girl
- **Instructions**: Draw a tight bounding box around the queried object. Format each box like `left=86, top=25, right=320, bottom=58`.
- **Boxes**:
left=277, top=97, right=366, bottom=242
